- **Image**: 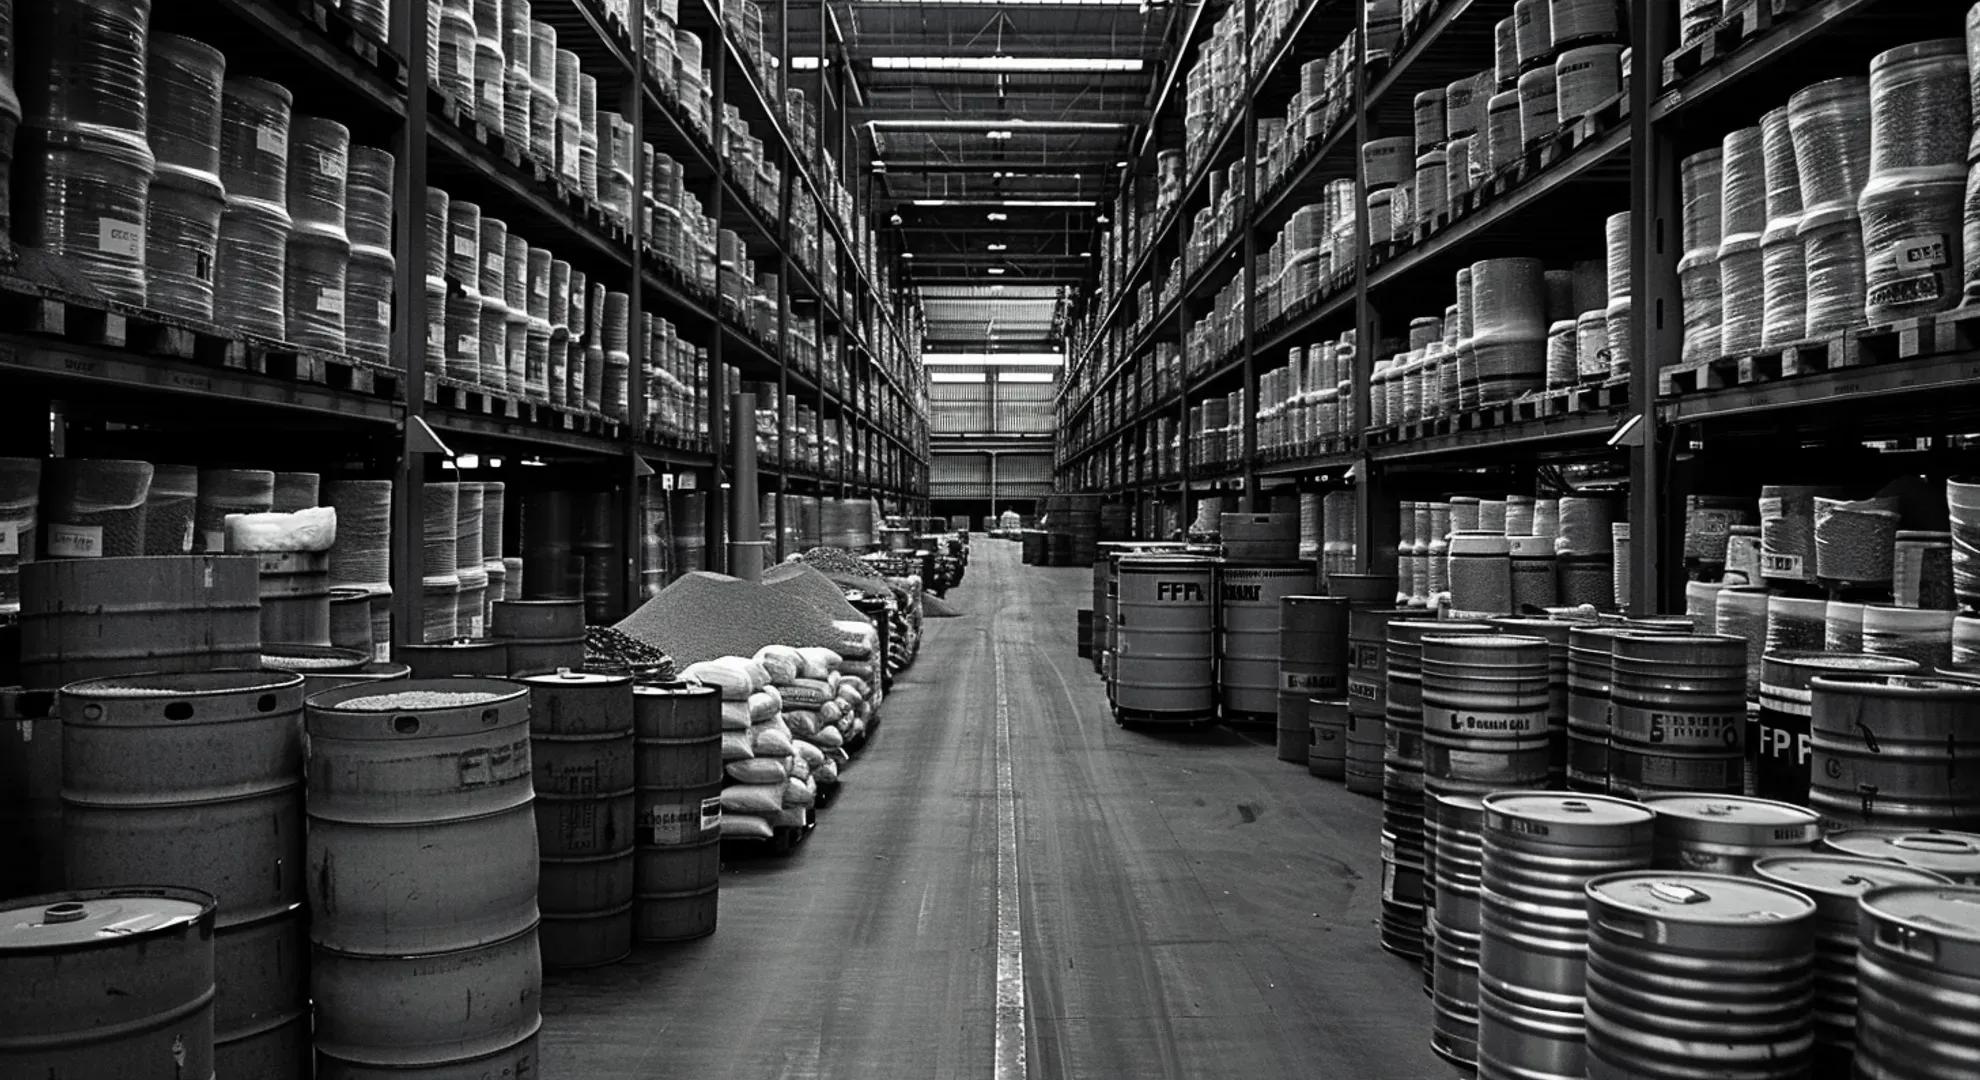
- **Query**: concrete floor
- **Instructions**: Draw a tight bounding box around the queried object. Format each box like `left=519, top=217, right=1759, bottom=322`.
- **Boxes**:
left=540, top=540, right=1448, bottom=1080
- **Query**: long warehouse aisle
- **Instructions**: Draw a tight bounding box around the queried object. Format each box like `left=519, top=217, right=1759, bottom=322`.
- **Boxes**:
left=540, top=539, right=1441, bottom=1080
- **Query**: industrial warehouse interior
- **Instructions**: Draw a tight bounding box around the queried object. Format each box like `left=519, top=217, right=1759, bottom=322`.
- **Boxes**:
left=3, top=0, right=1980, bottom=1077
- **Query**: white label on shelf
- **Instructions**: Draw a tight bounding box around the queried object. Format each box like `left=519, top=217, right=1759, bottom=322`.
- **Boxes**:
left=256, top=124, right=285, bottom=155
left=482, top=81, right=503, bottom=106
left=457, top=334, right=478, bottom=355
left=0, top=527, right=17, bottom=557
left=485, top=252, right=504, bottom=273
left=97, top=218, right=142, bottom=258
left=1761, top=552, right=1805, bottom=578
left=317, top=288, right=345, bottom=313
left=319, top=151, right=345, bottom=180
left=46, top=524, right=103, bottom=558
left=453, top=236, right=476, bottom=258
left=1897, top=234, right=1951, bottom=272
left=377, top=300, right=392, bottom=325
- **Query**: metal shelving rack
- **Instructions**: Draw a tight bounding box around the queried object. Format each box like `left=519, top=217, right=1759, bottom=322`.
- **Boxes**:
left=1055, top=0, right=1980, bottom=614
left=0, top=0, right=931, bottom=648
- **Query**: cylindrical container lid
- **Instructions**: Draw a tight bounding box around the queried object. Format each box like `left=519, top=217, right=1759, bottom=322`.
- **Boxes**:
left=1484, top=791, right=1655, bottom=845
left=1822, top=828, right=1980, bottom=882
left=1643, top=794, right=1821, bottom=846
left=1857, top=884, right=1980, bottom=976
left=1586, top=871, right=1816, bottom=952
left=1752, top=854, right=1951, bottom=922
left=0, top=887, right=217, bottom=951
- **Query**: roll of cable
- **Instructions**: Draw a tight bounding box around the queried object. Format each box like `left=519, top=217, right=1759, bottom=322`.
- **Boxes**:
left=1410, top=315, right=1444, bottom=351
left=214, top=195, right=292, bottom=340
left=473, top=37, right=505, bottom=131
left=422, top=481, right=461, bottom=643
left=326, top=479, right=394, bottom=591
left=1682, top=494, right=1754, bottom=565
left=1414, top=89, right=1447, bottom=155
left=195, top=468, right=274, bottom=553
left=41, top=459, right=153, bottom=560
left=1446, top=73, right=1488, bottom=143
left=1725, top=524, right=1763, bottom=585
left=146, top=166, right=226, bottom=323
left=1716, top=585, right=1773, bottom=698
left=146, top=35, right=226, bottom=175
left=1468, top=257, right=1549, bottom=405
left=1680, top=148, right=1726, bottom=363
left=1789, top=77, right=1873, bottom=336
left=1517, top=66, right=1559, bottom=149
left=1531, top=498, right=1561, bottom=540
left=1449, top=531, right=1514, bottom=614
left=446, top=198, right=482, bottom=288
left=1513, top=0, right=1553, bottom=72
left=455, top=482, right=487, bottom=637
left=504, top=64, right=531, bottom=148
left=502, top=234, right=528, bottom=315
left=1893, top=530, right=1954, bottom=609
left=1719, top=126, right=1769, bottom=357
left=1485, top=89, right=1522, bottom=177
left=1684, top=580, right=1726, bottom=628
left=1825, top=601, right=1866, bottom=652
left=1611, top=522, right=1631, bottom=607
left=477, top=216, right=508, bottom=303
left=1480, top=499, right=1508, bottom=535
left=1368, top=190, right=1395, bottom=245
left=1557, top=554, right=1614, bottom=610
left=1494, top=17, right=1519, bottom=90
left=1506, top=495, right=1536, bottom=537
left=1606, top=210, right=1632, bottom=301
left=424, top=186, right=450, bottom=282
left=219, top=77, right=291, bottom=204
left=1451, top=495, right=1481, bottom=534
left=1556, top=495, right=1618, bottom=557
left=1765, top=594, right=1830, bottom=656
left=1955, top=614, right=1980, bottom=667
left=1860, top=605, right=1956, bottom=670
left=286, top=222, right=350, bottom=352
left=1446, top=135, right=1476, bottom=200
left=273, top=472, right=320, bottom=512
left=1548, top=0, right=1621, bottom=48
left=1547, top=319, right=1578, bottom=388
left=1951, top=478, right=1980, bottom=611
left=287, top=114, right=350, bottom=232
left=346, top=146, right=396, bottom=252
left=1415, top=149, right=1449, bottom=228
left=1555, top=44, right=1622, bottom=126
left=1575, top=310, right=1608, bottom=381
left=1444, top=305, right=1463, bottom=350
left=1606, top=302, right=1634, bottom=377
left=503, top=555, right=524, bottom=599
left=1812, top=496, right=1901, bottom=585
left=1760, top=485, right=1844, bottom=585
left=1759, top=107, right=1807, bottom=349
left=143, top=464, right=199, bottom=556
left=1860, top=40, right=1971, bottom=325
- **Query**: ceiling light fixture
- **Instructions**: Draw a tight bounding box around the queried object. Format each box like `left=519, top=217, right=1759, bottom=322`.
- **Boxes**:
left=869, top=56, right=1144, bottom=73
left=1079, top=250, right=1093, bottom=257
left=987, top=243, right=1007, bottom=251
left=867, top=119, right=1129, bottom=132
left=986, top=129, right=1013, bottom=140
left=986, top=212, right=1009, bottom=221
left=988, top=267, right=1007, bottom=275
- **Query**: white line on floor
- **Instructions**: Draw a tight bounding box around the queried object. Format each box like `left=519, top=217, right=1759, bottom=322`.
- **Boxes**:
left=992, top=634, right=1028, bottom=1080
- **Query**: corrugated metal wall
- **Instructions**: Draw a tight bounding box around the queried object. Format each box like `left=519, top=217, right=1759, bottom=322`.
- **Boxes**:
left=929, top=452, right=1054, bottom=498
left=928, top=367, right=1056, bottom=435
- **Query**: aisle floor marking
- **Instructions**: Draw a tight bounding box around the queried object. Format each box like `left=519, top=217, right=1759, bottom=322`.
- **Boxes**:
left=992, top=634, right=1028, bottom=1080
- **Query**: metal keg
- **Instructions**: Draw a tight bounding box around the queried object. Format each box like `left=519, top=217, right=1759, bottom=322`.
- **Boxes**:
left=1347, top=607, right=1417, bottom=734
left=1752, top=854, right=1951, bottom=1074
left=1476, top=792, right=1654, bottom=1080
left=1278, top=594, right=1349, bottom=763
left=298, top=660, right=412, bottom=697
left=1564, top=625, right=1633, bottom=793
left=60, top=670, right=309, bottom=1079
left=305, top=678, right=541, bottom=1078
left=0, top=887, right=217, bottom=1078
left=1490, top=617, right=1572, bottom=783
left=19, top=555, right=260, bottom=689
left=399, top=639, right=511, bottom=679
left=1430, top=793, right=1487, bottom=1069
left=1644, top=794, right=1820, bottom=874
left=1114, top=555, right=1216, bottom=723
left=524, top=671, right=635, bottom=969
left=494, top=597, right=586, bottom=676
left=1345, top=700, right=1384, bottom=796
left=1308, top=697, right=1348, bottom=780
left=1583, top=872, right=1817, bottom=1079
left=1607, top=634, right=1746, bottom=798
left=1421, top=634, right=1552, bottom=796
left=258, top=550, right=331, bottom=647
left=1757, top=651, right=1919, bottom=805
left=633, top=681, right=722, bottom=941
left=1820, top=827, right=1980, bottom=884
left=1809, top=674, right=1980, bottom=829
left=1218, top=561, right=1317, bottom=722
left=1852, top=884, right=1980, bottom=1080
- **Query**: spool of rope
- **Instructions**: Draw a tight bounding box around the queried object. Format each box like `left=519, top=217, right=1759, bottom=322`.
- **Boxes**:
left=1517, top=67, right=1558, bottom=149
left=1548, top=0, right=1621, bottom=48
left=286, top=222, right=350, bottom=352
left=1685, top=580, right=1726, bottom=627
left=473, top=37, right=505, bottom=131
left=1448, top=531, right=1513, bottom=613
left=1531, top=499, right=1560, bottom=540
left=1682, top=494, right=1753, bottom=564
left=1766, top=594, right=1830, bottom=656
left=1555, top=44, right=1622, bottom=125
left=1506, top=495, right=1536, bottom=537
left=1825, top=601, right=1865, bottom=651
left=346, top=246, right=395, bottom=363
left=525, top=245, right=553, bottom=321
left=1860, top=40, right=1970, bottom=324
left=145, top=166, right=226, bottom=322
left=1680, top=148, right=1726, bottom=363
left=1513, top=0, right=1553, bottom=71
left=446, top=288, right=482, bottom=382
left=456, top=482, right=487, bottom=637
left=424, top=186, right=450, bottom=282
left=1410, top=316, right=1444, bottom=351
left=446, top=197, right=482, bottom=286
left=549, top=258, right=572, bottom=329
left=1546, top=319, right=1577, bottom=388
left=503, top=308, right=528, bottom=397
left=273, top=472, right=319, bottom=513
left=218, top=77, right=290, bottom=205
left=1557, top=554, right=1613, bottom=609
left=146, top=35, right=225, bottom=176
left=477, top=216, right=508, bottom=303
left=1575, top=309, right=1607, bottom=380
left=1719, top=126, right=1769, bottom=356
left=142, top=464, right=198, bottom=556
left=39, top=458, right=151, bottom=560
left=1415, top=149, right=1449, bottom=228
left=1479, top=499, right=1508, bottom=535
left=435, top=4, right=476, bottom=101
left=1893, top=530, right=1954, bottom=609
left=195, top=468, right=274, bottom=553
left=1446, top=135, right=1476, bottom=200
left=214, top=195, right=291, bottom=339
left=1606, top=210, right=1632, bottom=301
left=1414, top=89, right=1447, bottom=154
left=1467, top=258, right=1548, bottom=405
left=1715, top=585, right=1774, bottom=699
left=1760, top=107, right=1808, bottom=348
left=1860, top=605, right=1956, bottom=670
left=422, top=482, right=461, bottom=643
left=1495, top=17, right=1519, bottom=89
left=1812, top=496, right=1900, bottom=584
left=1446, top=73, right=1488, bottom=141
left=1790, top=78, right=1873, bottom=335
left=1801, top=208, right=1870, bottom=336
left=479, top=295, right=508, bottom=389
left=1760, top=484, right=1843, bottom=585
left=1556, top=495, right=1616, bottom=557
left=287, top=115, right=349, bottom=233
left=503, top=233, right=529, bottom=313
left=345, top=146, right=394, bottom=252
left=503, top=63, right=531, bottom=149
left=578, top=73, right=599, bottom=199
left=327, top=479, right=394, bottom=591
left=1485, top=89, right=1522, bottom=176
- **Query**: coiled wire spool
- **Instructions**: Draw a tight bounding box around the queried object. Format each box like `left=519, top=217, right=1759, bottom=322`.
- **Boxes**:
left=1764, top=594, right=1829, bottom=655
left=1569, top=309, right=1605, bottom=380
left=1603, top=210, right=1631, bottom=300
left=145, top=165, right=225, bottom=321
left=1719, top=126, right=1769, bottom=357
left=1517, top=67, right=1558, bottom=149
left=1479, top=499, right=1508, bottom=534
left=1512, top=0, right=1553, bottom=72
left=1860, top=605, right=1956, bottom=671
left=500, top=234, right=528, bottom=313
left=479, top=296, right=508, bottom=389
left=214, top=196, right=291, bottom=339
left=424, top=186, right=449, bottom=281
left=1414, top=89, right=1446, bottom=154
left=503, top=308, right=528, bottom=397
left=549, top=258, right=572, bottom=328
left=1860, top=41, right=1970, bottom=324
left=445, top=198, right=481, bottom=285
left=1811, top=496, right=1899, bottom=584
left=1826, top=601, right=1866, bottom=651
left=285, top=223, right=349, bottom=352
left=503, top=63, right=531, bottom=148
left=1505, top=495, right=1536, bottom=537
left=1363, top=135, right=1412, bottom=189
left=435, top=4, right=476, bottom=102
left=345, top=246, right=393, bottom=363
left=16, top=123, right=155, bottom=307
left=40, top=458, right=152, bottom=559
left=1554, top=45, right=1621, bottom=126
left=326, top=480, right=393, bottom=591
left=194, top=468, right=272, bottom=553
left=287, top=115, right=348, bottom=232
left=578, top=73, right=598, bottom=200
left=502, top=0, right=530, bottom=58
left=1759, top=484, right=1841, bottom=585
left=1547, top=0, right=1621, bottom=48
left=1467, top=257, right=1547, bottom=405
left=1679, top=148, right=1725, bottom=363
left=273, top=472, right=318, bottom=513
left=145, top=35, right=223, bottom=175
left=529, top=80, right=556, bottom=163
left=1428, top=502, right=1453, bottom=599
left=473, top=37, right=504, bottom=131
left=1545, top=320, right=1577, bottom=387
left=455, top=482, right=487, bottom=638
left=1760, top=107, right=1808, bottom=348
left=1789, top=78, right=1873, bottom=335
left=445, top=287, right=482, bottom=382
left=345, top=146, right=394, bottom=252
left=1482, top=88, right=1521, bottom=177
left=1531, top=498, right=1560, bottom=540
left=218, top=77, right=289, bottom=205
left=1555, top=495, right=1615, bottom=558
left=1414, top=149, right=1448, bottom=229
left=422, top=482, right=460, bottom=642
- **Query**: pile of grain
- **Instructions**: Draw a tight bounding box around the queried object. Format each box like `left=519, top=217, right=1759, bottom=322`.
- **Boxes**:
left=615, top=570, right=864, bottom=666
left=585, top=625, right=674, bottom=673
left=764, top=563, right=868, bottom=623
left=334, top=689, right=506, bottom=710
left=923, top=593, right=962, bottom=619
left=797, top=547, right=884, bottom=580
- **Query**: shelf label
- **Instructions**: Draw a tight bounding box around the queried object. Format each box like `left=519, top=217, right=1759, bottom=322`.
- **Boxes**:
left=485, top=252, right=504, bottom=274
left=97, top=218, right=142, bottom=258
left=377, top=299, right=392, bottom=326
left=46, top=524, right=103, bottom=558
left=1895, top=233, right=1951, bottom=272
left=0, top=526, right=18, bottom=557
left=317, top=288, right=345, bottom=313
left=482, top=81, right=503, bottom=106
left=453, top=236, right=476, bottom=258
left=1867, top=272, right=1944, bottom=311
left=256, top=125, right=284, bottom=156
left=1760, top=552, right=1805, bottom=578
left=318, top=151, right=345, bottom=181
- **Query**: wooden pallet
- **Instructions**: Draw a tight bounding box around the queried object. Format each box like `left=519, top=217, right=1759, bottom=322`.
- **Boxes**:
left=1569, top=377, right=1629, bottom=412
left=296, top=0, right=408, bottom=88
left=1663, top=0, right=1795, bottom=88
left=1857, top=306, right=1980, bottom=367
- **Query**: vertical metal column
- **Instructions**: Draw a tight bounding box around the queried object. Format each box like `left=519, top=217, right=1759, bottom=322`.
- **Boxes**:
left=1627, top=0, right=1677, bottom=614
left=1236, top=0, right=1259, bottom=513
left=1349, top=0, right=1389, bottom=575
left=390, top=0, right=433, bottom=653
left=624, top=4, right=650, bottom=609
left=705, top=17, right=730, bottom=574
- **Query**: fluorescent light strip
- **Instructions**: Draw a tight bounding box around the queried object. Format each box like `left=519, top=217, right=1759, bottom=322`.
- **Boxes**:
left=857, top=0, right=1145, bottom=6
left=867, top=119, right=1129, bottom=131
left=924, top=352, right=1065, bottom=365
left=999, top=371, right=1058, bottom=383
left=911, top=199, right=1097, bottom=208
left=870, top=56, right=1144, bottom=72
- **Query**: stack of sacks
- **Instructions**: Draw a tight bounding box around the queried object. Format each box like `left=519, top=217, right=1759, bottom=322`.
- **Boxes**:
left=832, top=619, right=883, bottom=709
left=682, top=655, right=797, bottom=841
left=771, top=645, right=853, bottom=792
left=750, top=645, right=823, bottom=814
